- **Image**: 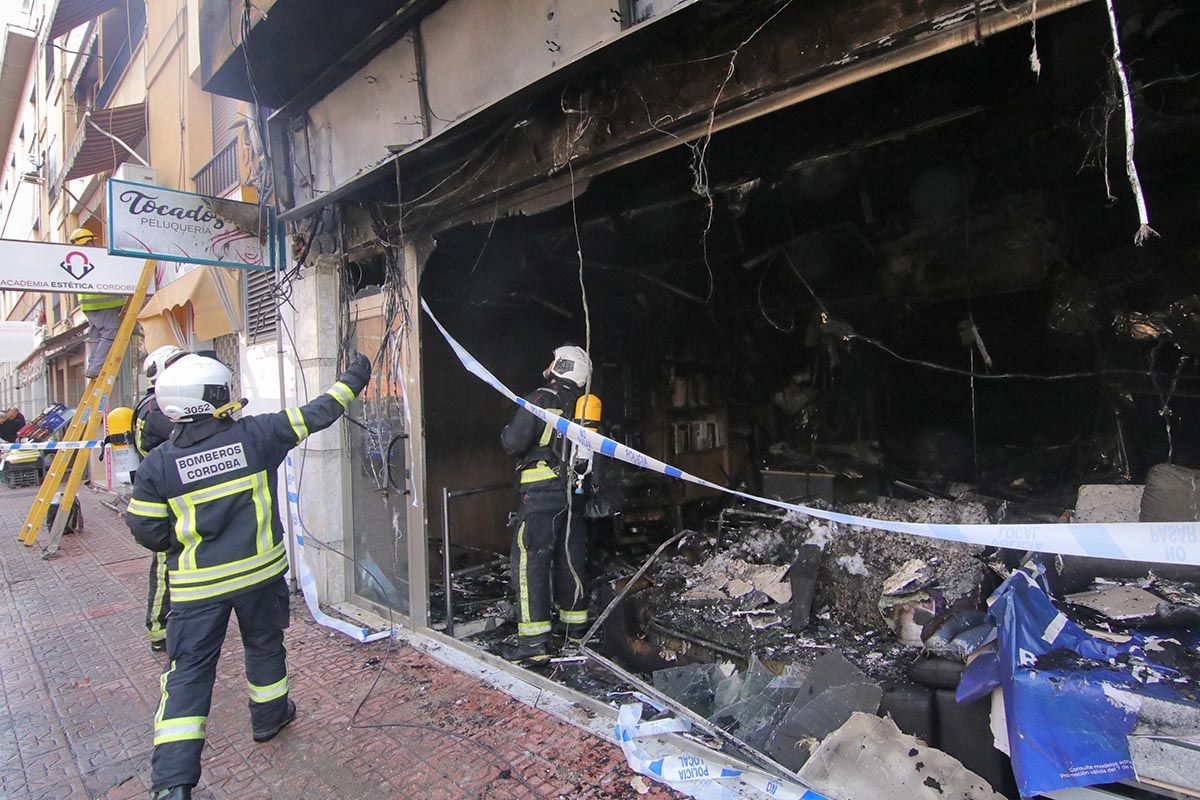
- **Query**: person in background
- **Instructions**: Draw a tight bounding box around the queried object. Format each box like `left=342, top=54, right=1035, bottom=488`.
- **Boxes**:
left=498, top=345, right=593, bottom=664
left=0, top=407, right=26, bottom=442
left=133, top=345, right=187, bottom=653
left=68, top=228, right=126, bottom=380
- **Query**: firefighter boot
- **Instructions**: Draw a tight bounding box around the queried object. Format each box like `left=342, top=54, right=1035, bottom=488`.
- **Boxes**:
left=498, top=634, right=551, bottom=665
left=149, top=786, right=191, bottom=800
left=552, top=619, right=591, bottom=648
left=252, top=699, right=297, bottom=743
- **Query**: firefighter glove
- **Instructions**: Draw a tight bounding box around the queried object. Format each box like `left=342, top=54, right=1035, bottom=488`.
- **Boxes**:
left=339, top=352, right=373, bottom=395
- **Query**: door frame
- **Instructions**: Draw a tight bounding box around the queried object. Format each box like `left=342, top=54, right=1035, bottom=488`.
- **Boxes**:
left=342, top=241, right=429, bottom=628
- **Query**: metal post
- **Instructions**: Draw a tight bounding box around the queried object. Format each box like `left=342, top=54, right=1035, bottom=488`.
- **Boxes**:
left=441, top=486, right=454, bottom=638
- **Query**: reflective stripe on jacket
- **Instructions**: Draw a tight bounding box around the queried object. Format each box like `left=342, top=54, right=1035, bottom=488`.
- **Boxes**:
left=125, top=380, right=360, bottom=605
left=80, top=293, right=125, bottom=312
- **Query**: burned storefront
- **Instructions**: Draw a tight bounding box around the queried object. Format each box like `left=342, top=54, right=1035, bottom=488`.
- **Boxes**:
left=200, top=0, right=1200, bottom=797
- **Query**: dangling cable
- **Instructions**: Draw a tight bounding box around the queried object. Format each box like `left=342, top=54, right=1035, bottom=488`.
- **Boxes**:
left=1103, top=0, right=1157, bottom=245
left=561, top=158, right=588, bottom=644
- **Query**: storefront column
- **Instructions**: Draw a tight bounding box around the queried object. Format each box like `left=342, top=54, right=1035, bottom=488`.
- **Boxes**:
left=291, top=253, right=348, bottom=604
left=402, top=240, right=429, bottom=626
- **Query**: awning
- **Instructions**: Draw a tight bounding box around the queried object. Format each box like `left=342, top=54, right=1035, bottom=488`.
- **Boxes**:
left=49, top=0, right=122, bottom=41
left=0, top=26, right=35, bottom=152
left=42, top=323, right=88, bottom=360
left=137, top=267, right=242, bottom=351
left=62, top=102, right=147, bottom=182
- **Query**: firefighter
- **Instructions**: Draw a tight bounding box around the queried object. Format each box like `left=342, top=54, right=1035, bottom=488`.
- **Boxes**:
left=133, top=344, right=186, bottom=653
left=126, top=351, right=372, bottom=800
left=499, top=345, right=592, bottom=663
left=68, top=228, right=125, bottom=379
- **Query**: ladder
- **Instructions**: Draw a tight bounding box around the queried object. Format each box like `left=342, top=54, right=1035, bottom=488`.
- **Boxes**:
left=18, top=259, right=156, bottom=557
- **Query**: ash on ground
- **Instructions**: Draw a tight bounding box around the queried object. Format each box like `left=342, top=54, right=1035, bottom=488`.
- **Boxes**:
left=635, top=498, right=995, bottom=678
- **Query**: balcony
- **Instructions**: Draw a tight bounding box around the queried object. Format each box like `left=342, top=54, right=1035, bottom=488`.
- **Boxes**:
left=198, top=0, right=443, bottom=107
left=192, top=137, right=242, bottom=199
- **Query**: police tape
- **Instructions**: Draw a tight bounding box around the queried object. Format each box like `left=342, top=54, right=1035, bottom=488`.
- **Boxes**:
left=421, top=300, right=1200, bottom=567
left=285, top=455, right=393, bottom=643
left=615, top=703, right=828, bottom=800
left=2, top=440, right=106, bottom=451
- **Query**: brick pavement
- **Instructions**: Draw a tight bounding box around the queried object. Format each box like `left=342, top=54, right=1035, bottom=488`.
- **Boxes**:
left=0, top=486, right=680, bottom=800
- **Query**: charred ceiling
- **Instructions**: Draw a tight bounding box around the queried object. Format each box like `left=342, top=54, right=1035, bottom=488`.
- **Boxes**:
left=414, top=0, right=1200, bottom=504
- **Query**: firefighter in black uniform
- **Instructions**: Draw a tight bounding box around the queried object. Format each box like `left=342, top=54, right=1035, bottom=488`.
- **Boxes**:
left=499, top=345, right=592, bottom=663
left=134, top=345, right=186, bottom=653
left=126, top=351, right=372, bottom=800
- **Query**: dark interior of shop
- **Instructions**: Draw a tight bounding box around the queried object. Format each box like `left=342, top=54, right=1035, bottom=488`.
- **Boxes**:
left=417, top=0, right=1200, bottom=549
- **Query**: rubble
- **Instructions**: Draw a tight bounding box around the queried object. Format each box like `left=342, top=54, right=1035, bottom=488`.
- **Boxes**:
left=764, top=653, right=883, bottom=770
left=1065, top=583, right=1163, bottom=623
left=817, top=498, right=991, bottom=632
left=1073, top=484, right=1144, bottom=523
left=920, top=611, right=992, bottom=662
left=678, top=552, right=792, bottom=605
left=797, top=713, right=1006, bottom=800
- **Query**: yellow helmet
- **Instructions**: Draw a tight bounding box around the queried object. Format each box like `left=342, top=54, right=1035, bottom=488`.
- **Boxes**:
left=107, top=406, right=134, bottom=436
left=68, top=227, right=96, bottom=245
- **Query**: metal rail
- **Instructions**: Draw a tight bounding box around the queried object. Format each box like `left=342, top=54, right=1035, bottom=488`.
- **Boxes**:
left=440, top=482, right=510, bottom=637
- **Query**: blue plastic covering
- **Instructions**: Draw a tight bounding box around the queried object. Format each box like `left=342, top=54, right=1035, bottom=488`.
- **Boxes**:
left=958, top=572, right=1196, bottom=796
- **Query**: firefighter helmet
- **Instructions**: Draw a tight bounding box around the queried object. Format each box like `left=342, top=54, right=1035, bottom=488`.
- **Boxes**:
left=545, top=345, right=592, bottom=389
left=154, top=354, right=232, bottom=422
left=143, top=345, right=186, bottom=385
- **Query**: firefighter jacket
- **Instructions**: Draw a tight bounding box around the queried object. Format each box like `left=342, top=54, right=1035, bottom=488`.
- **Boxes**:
left=125, top=367, right=367, bottom=606
left=501, top=382, right=579, bottom=498
left=133, top=390, right=175, bottom=456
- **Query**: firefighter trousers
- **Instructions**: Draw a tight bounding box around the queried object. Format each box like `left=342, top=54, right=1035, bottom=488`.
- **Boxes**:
left=510, top=503, right=588, bottom=638
left=146, top=552, right=171, bottom=646
left=151, top=577, right=291, bottom=791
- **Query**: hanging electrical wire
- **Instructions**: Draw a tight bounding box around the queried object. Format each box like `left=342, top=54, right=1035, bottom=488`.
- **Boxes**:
left=1103, top=0, right=1157, bottom=245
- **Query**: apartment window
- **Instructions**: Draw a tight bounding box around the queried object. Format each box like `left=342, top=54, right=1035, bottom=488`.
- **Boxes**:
left=43, top=41, right=54, bottom=91
left=245, top=270, right=277, bottom=344
left=96, top=0, right=147, bottom=108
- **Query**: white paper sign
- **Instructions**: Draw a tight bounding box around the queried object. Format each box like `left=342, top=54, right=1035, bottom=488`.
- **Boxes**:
left=107, top=179, right=274, bottom=270
left=0, top=239, right=148, bottom=295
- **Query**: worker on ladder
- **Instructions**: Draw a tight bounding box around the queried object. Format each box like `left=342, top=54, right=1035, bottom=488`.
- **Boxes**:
left=68, top=228, right=125, bottom=380
left=133, top=345, right=187, bottom=653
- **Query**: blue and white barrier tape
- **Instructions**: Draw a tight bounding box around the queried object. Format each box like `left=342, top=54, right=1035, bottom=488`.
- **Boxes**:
left=422, top=299, right=1200, bottom=567
left=285, top=455, right=393, bottom=643
left=615, top=703, right=828, bottom=799
left=2, top=440, right=105, bottom=451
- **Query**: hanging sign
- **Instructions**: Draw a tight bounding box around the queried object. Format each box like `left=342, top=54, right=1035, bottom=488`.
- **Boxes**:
left=106, top=179, right=275, bottom=270
left=0, top=239, right=147, bottom=294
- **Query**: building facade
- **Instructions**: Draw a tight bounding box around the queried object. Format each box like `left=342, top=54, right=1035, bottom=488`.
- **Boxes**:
left=0, top=0, right=271, bottom=439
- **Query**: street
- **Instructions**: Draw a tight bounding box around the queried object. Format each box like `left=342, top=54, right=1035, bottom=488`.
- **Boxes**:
left=0, top=487, right=676, bottom=800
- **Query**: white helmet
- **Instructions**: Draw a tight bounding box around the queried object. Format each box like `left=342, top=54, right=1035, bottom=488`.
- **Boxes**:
left=154, top=354, right=232, bottom=422
left=143, top=345, right=185, bottom=385
left=546, top=345, right=592, bottom=388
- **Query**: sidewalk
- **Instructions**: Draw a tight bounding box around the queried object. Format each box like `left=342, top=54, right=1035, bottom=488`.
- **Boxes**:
left=0, top=487, right=677, bottom=800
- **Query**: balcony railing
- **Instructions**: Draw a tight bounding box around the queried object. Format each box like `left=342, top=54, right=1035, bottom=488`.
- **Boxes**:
left=193, top=137, right=241, bottom=198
